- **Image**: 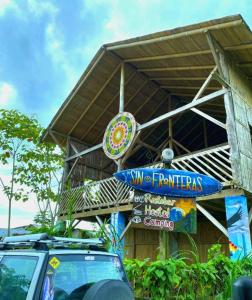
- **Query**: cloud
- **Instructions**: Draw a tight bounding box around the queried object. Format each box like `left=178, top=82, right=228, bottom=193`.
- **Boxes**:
left=27, top=0, right=58, bottom=17
left=0, top=0, right=20, bottom=18
left=0, top=81, right=17, bottom=107
left=0, top=0, right=11, bottom=16
left=45, top=22, right=80, bottom=87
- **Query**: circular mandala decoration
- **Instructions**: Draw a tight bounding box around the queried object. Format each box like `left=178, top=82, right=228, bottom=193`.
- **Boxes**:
left=103, top=112, right=136, bottom=160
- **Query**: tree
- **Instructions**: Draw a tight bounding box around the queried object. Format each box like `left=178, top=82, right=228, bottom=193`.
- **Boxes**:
left=0, top=109, right=40, bottom=235
left=0, top=109, right=64, bottom=236
left=16, top=140, right=64, bottom=229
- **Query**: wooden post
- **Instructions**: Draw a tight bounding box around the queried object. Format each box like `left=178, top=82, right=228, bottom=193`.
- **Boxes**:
left=117, top=63, right=125, bottom=171
left=203, top=119, right=208, bottom=148
left=159, top=231, right=169, bottom=259
left=62, top=137, right=70, bottom=191
left=119, top=63, right=125, bottom=113
left=168, top=96, right=173, bottom=149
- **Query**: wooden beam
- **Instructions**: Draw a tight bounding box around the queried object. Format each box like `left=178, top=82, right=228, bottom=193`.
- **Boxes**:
left=119, top=220, right=132, bottom=241
left=172, top=139, right=191, bottom=153
left=134, top=88, right=160, bottom=115
left=205, top=31, right=224, bottom=78
left=68, top=63, right=121, bottom=136
left=117, top=63, right=126, bottom=171
left=81, top=71, right=136, bottom=141
left=66, top=157, right=80, bottom=181
left=196, top=189, right=244, bottom=201
left=49, top=130, right=66, bottom=153
left=151, top=77, right=207, bottom=81
left=106, top=19, right=242, bottom=50
left=138, top=89, right=227, bottom=131
left=192, top=66, right=218, bottom=101
left=138, top=65, right=215, bottom=72
left=191, top=107, right=226, bottom=129
left=60, top=204, right=133, bottom=219
left=121, top=131, right=141, bottom=165
left=196, top=203, right=228, bottom=237
left=66, top=143, right=103, bottom=162
left=161, top=85, right=219, bottom=90
left=203, top=119, right=208, bottom=148
left=168, top=97, right=172, bottom=148
left=124, top=43, right=252, bottom=63
left=126, top=49, right=211, bottom=62
left=119, top=63, right=125, bottom=113
left=137, top=140, right=159, bottom=153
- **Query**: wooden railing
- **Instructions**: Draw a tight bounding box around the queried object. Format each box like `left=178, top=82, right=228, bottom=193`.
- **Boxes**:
left=59, top=143, right=233, bottom=216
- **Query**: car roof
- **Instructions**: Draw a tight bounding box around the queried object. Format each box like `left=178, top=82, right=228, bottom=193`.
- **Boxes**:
left=0, top=249, right=117, bottom=256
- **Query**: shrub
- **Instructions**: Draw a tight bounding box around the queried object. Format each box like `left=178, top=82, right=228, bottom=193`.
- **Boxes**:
left=124, top=244, right=252, bottom=300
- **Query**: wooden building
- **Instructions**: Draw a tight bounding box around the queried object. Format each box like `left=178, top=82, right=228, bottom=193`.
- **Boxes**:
left=43, top=15, right=252, bottom=261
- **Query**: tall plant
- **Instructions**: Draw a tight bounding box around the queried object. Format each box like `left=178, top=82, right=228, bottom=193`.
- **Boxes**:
left=16, top=139, right=64, bottom=228
left=0, top=109, right=64, bottom=235
left=0, top=109, right=40, bottom=235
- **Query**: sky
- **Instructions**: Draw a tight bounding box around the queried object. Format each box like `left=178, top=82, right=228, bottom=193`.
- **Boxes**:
left=0, top=0, right=252, bottom=228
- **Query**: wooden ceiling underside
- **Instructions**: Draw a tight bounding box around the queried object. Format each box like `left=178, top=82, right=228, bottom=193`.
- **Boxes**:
left=44, top=15, right=252, bottom=168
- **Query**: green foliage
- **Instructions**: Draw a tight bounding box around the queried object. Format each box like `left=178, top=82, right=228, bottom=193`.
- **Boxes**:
left=124, top=244, right=252, bottom=300
left=0, top=109, right=40, bottom=202
left=0, top=109, right=64, bottom=233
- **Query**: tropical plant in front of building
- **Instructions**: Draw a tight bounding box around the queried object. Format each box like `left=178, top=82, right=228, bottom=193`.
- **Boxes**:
left=124, top=243, right=252, bottom=300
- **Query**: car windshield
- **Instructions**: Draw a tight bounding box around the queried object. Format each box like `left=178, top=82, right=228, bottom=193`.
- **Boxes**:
left=0, top=255, right=38, bottom=300
left=41, top=254, right=127, bottom=300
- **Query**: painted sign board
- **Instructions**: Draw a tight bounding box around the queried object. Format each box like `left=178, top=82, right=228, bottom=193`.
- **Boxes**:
left=131, top=192, right=197, bottom=233
left=225, top=195, right=252, bottom=260
left=114, top=168, right=222, bottom=198
left=103, top=112, right=136, bottom=160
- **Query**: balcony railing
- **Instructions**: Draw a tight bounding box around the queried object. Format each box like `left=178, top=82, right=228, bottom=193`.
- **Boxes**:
left=59, top=143, right=233, bottom=216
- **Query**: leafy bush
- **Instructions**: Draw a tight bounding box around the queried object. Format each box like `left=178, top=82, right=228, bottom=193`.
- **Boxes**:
left=124, top=244, right=252, bottom=300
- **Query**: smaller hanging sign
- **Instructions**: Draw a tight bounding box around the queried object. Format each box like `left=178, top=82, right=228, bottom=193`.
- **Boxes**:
left=114, top=168, right=222, bottom=198
left=131, top=192, right=197, bottom=233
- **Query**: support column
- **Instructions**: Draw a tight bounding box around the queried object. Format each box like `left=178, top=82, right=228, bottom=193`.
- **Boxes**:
left=225, top=195, right=252, bottom=260
left=111, top=63, right=126, bottom=258
left=110, top=212, right=126, bottom=258
left=159, top=231, right=169, bottom=259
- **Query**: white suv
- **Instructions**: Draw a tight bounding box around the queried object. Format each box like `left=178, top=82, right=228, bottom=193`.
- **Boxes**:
left=0, top=234, right=134, bottom=300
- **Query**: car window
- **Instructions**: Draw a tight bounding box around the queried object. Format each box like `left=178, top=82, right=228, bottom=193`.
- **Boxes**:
left=0, top=255, right=38, bottom=300
left=41, top=254, right=127, bottom=300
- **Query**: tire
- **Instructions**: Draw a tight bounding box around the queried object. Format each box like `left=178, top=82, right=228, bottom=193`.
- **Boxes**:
left=82, top=279, right=134, bottom=300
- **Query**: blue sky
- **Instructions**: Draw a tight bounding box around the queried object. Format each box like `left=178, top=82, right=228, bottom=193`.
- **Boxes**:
left=0, top=0, right=252, bottom=228
left=0, top=0, right=252, bottom=127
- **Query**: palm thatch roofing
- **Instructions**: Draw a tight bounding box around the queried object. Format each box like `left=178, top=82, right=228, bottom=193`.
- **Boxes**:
left=43, top=14, right=252, bottom=181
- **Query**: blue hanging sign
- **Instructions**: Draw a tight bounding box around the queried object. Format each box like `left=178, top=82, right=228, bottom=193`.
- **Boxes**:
left=114, top=168, right=222, bottom=198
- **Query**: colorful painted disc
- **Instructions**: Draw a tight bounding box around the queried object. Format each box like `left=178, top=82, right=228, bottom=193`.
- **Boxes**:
left=103, top=112, right=136, bottom=160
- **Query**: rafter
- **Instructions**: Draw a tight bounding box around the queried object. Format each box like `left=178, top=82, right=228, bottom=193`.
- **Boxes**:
left=161, top=85, right=219, bottom=90
left=138, top=89, right=227, bottom=131
left=123, top=43, right=252, bottom=63
left=80, top=71, right=137, bottom=141
left=138, top=65, right=215, bottom=72
left=67, top=63, right=121, bottom=136
left=151, top=77, right=208, bottom=81
left=106, top=19, right=242, bottom=51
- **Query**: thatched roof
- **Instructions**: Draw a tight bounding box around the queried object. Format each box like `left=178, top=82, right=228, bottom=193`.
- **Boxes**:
left=43, top=15, right=252, bottom=179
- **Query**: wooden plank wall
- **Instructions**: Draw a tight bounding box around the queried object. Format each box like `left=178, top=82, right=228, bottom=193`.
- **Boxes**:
left=124, top=221, right=229, bottom=262
left=228, top=62, right=252, bottom=193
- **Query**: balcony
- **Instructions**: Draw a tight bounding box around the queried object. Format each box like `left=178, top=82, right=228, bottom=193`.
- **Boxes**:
left=59, top=143, right=233, bottom=217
